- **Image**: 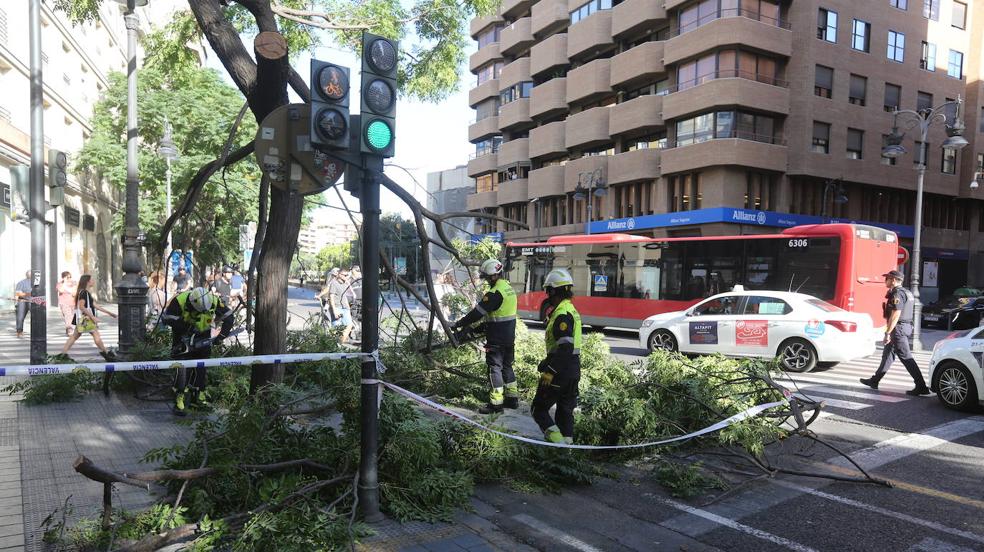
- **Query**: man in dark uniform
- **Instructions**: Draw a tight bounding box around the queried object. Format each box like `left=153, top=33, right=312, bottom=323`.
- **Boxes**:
left=452, top=259, right=519, bottom=414
left=860, top=270, right=931, bottom=396
left=532, top=268, right=582, bottom=444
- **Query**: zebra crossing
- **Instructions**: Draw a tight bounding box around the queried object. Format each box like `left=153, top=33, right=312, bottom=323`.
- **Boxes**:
left=0, top=309, right=118, bottom=365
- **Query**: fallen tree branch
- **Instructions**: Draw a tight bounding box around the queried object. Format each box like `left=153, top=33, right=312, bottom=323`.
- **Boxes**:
left=74, top=455, right=338, bottom=485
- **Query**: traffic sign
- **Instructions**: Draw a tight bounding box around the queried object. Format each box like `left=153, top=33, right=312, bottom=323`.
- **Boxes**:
left=897, top=246, right=909, bottom=266
left=255, top=103, right=344, bottom=195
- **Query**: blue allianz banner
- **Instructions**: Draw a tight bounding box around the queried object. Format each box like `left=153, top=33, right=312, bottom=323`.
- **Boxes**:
left=471, top=232, right=504, bottom=243
left=587, top=207, right=914, bottom=238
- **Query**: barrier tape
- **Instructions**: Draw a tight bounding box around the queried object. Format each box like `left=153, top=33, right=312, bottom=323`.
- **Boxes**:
left=379, top=380, right=788, bottom=450
left=0, top=352, right=372, bottom=377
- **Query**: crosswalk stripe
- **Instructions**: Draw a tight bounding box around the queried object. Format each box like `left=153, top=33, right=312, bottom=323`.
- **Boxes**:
left=781, top=373, right=917, bottom=391
left=793, top=384, right=910, bottom=403
left=793, top=394, right=872, bottom=410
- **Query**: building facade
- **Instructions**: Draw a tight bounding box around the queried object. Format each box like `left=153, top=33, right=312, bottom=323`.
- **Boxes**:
left=298, top=215, right=359, bottom=256
left=0, top=2, right=164, bottom=309
left=466, top=0, right=984, bottom=297
left=426, top=165, right=475, bottom=240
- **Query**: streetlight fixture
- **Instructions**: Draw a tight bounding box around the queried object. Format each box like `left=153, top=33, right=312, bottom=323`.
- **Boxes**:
left=970, top=171, right=982, bottom=190
left=114, top=0, right=149, bottom=355
left=157, top=116, right=179, bottom=293
left=573, top=168, right=607, bottom=235
left=820, top=177, right=848, bottom=220
left=881, top=95, right=968, bottom=351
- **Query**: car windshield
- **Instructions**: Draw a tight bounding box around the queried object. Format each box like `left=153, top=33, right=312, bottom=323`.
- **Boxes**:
left=806, top=298, right=844, bottom=312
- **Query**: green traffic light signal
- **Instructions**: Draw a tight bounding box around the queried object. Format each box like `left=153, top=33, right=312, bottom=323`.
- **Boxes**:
left=364, top=119, right=393, bottom=151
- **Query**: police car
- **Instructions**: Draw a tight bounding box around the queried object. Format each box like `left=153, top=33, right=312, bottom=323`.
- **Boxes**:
left=638, top=287, right=876, bottom=372
left=927, top=327, right=984, bottom=411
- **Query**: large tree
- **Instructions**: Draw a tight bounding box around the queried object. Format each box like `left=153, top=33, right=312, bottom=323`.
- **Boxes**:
left=57, top=0, right=493, bottom=390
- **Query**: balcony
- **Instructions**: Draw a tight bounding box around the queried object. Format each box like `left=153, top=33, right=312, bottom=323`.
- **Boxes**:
left=661, top=139, right=787, bottom=174
left=529, top=165, right=565, bottom=197
left=499, top=137, right=531, bottom=167
left=609, top=94, right=663, bottom=136
left=468, top=116, right=500, bottom=142
left=499, top=98, right=533, bottom=131
left=530, top=77, right=568, bottom=119
left=608, top=148, right=660, bottom=184
left=564, top=156, right=609, bottom=193
left=469, top=78, right=499, bottom=107
left=470, top=15, right=503, bottom=39
left=469, top=42, right=502, bottom=73
left=530, top=33, right=568, bottom=78
left=664, top=15, right=792, bottom=66
left=501, top=17, right=534, bottom=56
left=610, top=41, right=665, bottom=89
left=467, top=190, right=499, bottom=210
left=566, top=58, right=611, bottom=105
left=500, top=57, right=532, bottom=90
left=612, top=0, right=667, bottom=38
left=529, top=120, right=567, bottom=158
left=565, top=106, right=611, bottom=149
left=532, top=0, right=568, bottom=38
left=567, top=11, right=613, bottom=60
left=662, top=76, right=789, bottom=120
left=467, top=152, right=499, bottom=177
left=498, top=178, right=530, bottom=204
left=502, top=0, right=534, bottom=19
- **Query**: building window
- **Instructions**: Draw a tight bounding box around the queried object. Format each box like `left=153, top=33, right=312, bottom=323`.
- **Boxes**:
left=924, top=193, right=970, bottom=230
left=920, top=42, right=936, bottom=71
left=849, top=74, right=867, bottom=105
left=977, top=153, right=984, bottom=170
left=746, top=172, right=777, bottom=210
left=881, top=135, right=898, bottom=165
left=812, top=122, right=831, bottom=153
left=951, top=0, right=966, bottom=28
left=851, top=20, right=870, bottom=52
left=475, top=136, right=501, bottom=157
left=942, top=148, right=957, bottom=174
left=499, top=82, right=533, bottom=105
left=947, top=50, right=963, bottom=79
left=475, top=174, right=498, bottom=193
left=677, top=49, right=781, bottom=90
left=815, top=65, right=833, bottom=98
left=668, top=173, right=701, bottom=212
left=675, top=110, right=776, bottom=146
left=570, top=0, right=613, bottom=24
left=917, top=91, right=933, bottom=111
left=476, top=26, right=501, bottom=48
left=627, top=131, right=667, bottom=150
left=980, top=108, right=984, bottom=133
left=817, top=8, right=837, bottom=41
left=475, top=99, right=500, bottom=122
left=677, top=0, right=781, bottom=35
left=846, top=128, right=863, bottom=159
left=923, top=0, right=939, bottom=20
left=887, top=31, right=904, bottom=62
left=890, top=0, right=907, bottom=9
left=476, top=62, right=502, bottom=85
left=884, top=83, right=901, bottom=112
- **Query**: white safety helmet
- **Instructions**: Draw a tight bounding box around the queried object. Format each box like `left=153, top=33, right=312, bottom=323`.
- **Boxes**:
left=188, top=287, right=213, bottom=312
left=543, top=268, right=574, bottom=290
left=479, top=259, right=503, bottom=277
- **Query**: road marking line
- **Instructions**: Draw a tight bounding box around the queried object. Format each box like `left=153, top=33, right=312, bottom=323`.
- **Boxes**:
left=511, top=513, right=605, bottom=552
left=792, top=394, right=871, bottom=410
left=816, top=462, right=984, bottom=512
left=830, top=417, right=984, bottom=469
left=908, top=537, right=982, bottom=552
left=784, top=372, right=917, bottom=389
left=649, top=496, right=819, bottom=552
left=772, top=481, right=984, bottom=547
left=792, top=384, right=910, bottom=403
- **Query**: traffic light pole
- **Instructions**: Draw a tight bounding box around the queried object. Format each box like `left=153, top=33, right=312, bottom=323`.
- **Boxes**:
left=358, top=155, right=383, bottom=521
left=28, top=0, right=46, bottom=364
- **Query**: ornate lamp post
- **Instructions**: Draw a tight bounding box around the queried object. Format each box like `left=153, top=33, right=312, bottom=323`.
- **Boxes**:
left=573, top=168, right=607, bottom=235
left=157, top=117, right=179, bottom=291
left=881, top=96, right=968, bottom=350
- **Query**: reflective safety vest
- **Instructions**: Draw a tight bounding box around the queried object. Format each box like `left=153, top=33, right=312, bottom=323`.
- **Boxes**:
left=487, top=278, right=517, bottom=323
left=175, top=291, right=217, bottom=333
left=545, top=299, right=582, bottom=355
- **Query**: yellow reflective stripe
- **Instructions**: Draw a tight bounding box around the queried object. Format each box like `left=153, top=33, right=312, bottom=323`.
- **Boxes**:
left=556, top=337, right=575, bottom=344
left=489, top=315, right=516, bottom=322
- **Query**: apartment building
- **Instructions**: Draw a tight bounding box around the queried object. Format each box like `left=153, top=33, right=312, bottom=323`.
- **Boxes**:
left=465, top=0, right=984, bottom=295
left=298, top=215, right=359, bottom=256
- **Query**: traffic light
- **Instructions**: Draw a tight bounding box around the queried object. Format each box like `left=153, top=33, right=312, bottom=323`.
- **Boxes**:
left=360, top=32, right=398, bottom=157
left=9, top=165, right=28, bottom=221
left=48, top=149, right=66, bottom=207
left=310, top=58, right=351, bottom=150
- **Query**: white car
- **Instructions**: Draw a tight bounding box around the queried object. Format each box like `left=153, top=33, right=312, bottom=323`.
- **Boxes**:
left=927, top=327, right=984, bottom=411
left=638, top=288, right=875, bottom=372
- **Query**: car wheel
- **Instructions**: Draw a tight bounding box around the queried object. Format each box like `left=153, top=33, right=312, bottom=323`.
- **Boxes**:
left=933, top=361, right=979, bottom=412
left=777, top=338, right=818, bottom=373
left=648, top=330, right=677, bottom=353
left=817, top=362, right=839, bottom=370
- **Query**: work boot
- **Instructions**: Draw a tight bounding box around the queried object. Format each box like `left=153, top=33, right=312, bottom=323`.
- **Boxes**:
left=544, top=426, right=564, bottom=443
left=99, top=350, right=116, bottom=361
left=478, top=403, right=504, bottom=414
left=563, top=436, right=573, bottom=445
left=859, top=377, right=879, bottom=390
left=905, top=386, right=931, bottom=396
left=503, top=396, right=519, bottom=409
left=172, top=391, right=188, bottom=417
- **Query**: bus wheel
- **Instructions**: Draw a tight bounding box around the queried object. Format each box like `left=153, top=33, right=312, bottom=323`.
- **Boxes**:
left=778, top=338, right=817, bottom=373
left=648, top=330, right=677, bottom=353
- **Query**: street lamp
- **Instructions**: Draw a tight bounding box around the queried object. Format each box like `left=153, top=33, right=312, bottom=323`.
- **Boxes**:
left=573, top=168, right=607, bottom=235
left=820, top=177, right=848, bottom=220
left=157, top=116, right=179, bottom=293
left=969, top=171, right=982, bottom=190
left=114, top=0, right=149, bottom=355
left=881, top=95, right=968, bottom=351
left=529, top=197, right=541, bottom=240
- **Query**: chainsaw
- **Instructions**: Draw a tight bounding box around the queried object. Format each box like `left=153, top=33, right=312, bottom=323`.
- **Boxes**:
left=175, top=327, right=246, bottom=357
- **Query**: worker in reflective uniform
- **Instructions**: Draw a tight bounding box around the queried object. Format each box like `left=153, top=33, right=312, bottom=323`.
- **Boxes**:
left=860, top=270, right=931, bottom=396
left=452, top=259, right=520, bottom=413
left=532, top=268, right=582, bottom=444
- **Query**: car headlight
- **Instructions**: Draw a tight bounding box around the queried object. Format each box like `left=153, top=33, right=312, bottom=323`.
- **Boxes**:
left=641, top=319, right=655, bottom=328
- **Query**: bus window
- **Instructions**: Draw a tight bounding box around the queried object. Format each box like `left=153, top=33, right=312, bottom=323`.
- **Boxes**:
left=617, top=243, right=662, bottom=299
left=777, top=237, right=840, bottom=299
left=660, top=242, right=685, bottom=300
left=744, top=239, right=780, bottom=291
left=506, top=255, right=528, bottom=293
left=683, top=240, right=741, bottom=299
left=582, top=244, right=618, bottom=298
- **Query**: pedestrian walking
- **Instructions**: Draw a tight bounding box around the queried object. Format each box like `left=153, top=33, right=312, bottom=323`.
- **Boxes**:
left=173, top=267, right=192, bottom=294
left=59, top=274, right=117, bottom=361
left=329, top=268, right=354, bottom=344
left=56, top=271, right=78, bottom=336
left=860, top=270, right=931, bottom=396
left=210, top=266, right=233, bottom=306
left=531, top=269, right=582, bottom=444
left=13, top=271, right=31, bottom=338
left=229, top=268, right=247, bottom=309
left=451, top=259, right=520, bottom=414
left=148, top=272, right=168, bottom=329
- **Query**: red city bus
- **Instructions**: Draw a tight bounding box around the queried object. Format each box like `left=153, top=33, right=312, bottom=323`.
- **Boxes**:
left=504, top=224, right=897, bottom=329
